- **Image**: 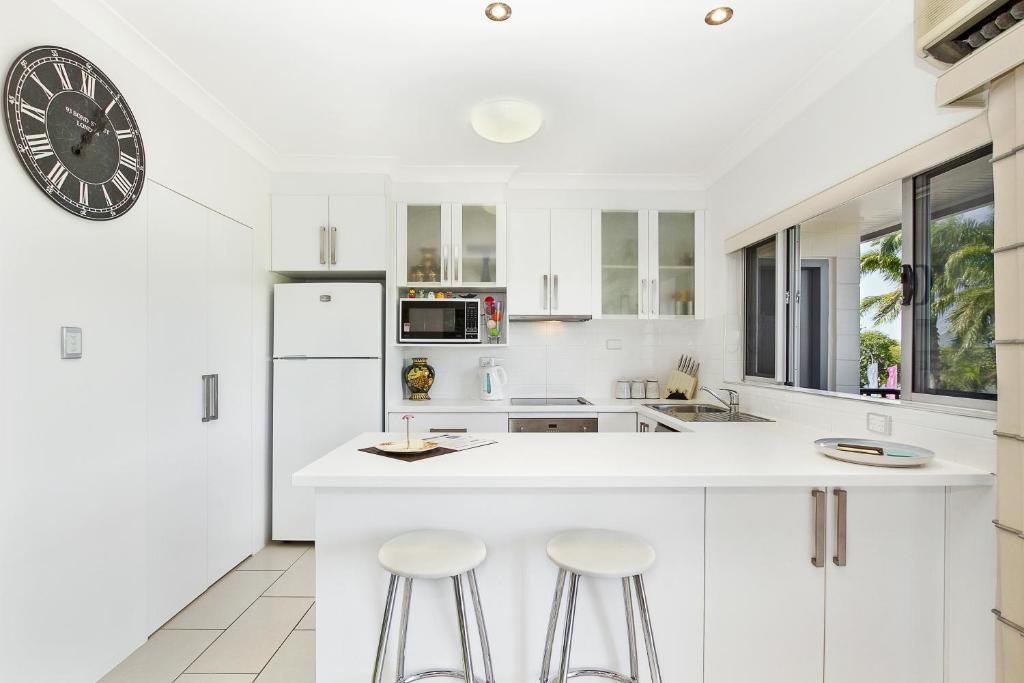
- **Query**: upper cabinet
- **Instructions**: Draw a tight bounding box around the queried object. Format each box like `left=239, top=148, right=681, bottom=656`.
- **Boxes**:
left=398, top=203, right=506, bottom=287
left=592, top=209, right=704, bottom=319
left=271, top=195, right=386, bottom=273
left=508, top=208, right=592, bottom=317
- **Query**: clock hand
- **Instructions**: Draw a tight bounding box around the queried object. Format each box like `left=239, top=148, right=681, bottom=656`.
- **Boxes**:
left=71, top=108, right=111, bottom=156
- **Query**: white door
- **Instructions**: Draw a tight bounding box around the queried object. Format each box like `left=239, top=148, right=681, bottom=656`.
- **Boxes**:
left=271, top=195, right=329, bottom=272
left=329, top=195, right=386, bottom=271
left=273, top=282, right=382, bottom=358
left=550, top=209, right=592, bottom=316
left=272, top=358, right=382, bottom=540
left=205, top=212, right=254, bottom=583
left=705, top=488, right=825, bottom=683
left=146, top=184, right=210, bottom=631
left=824, top=487, right=944, bottom=683
left=508, top=208, right=551, bottom=315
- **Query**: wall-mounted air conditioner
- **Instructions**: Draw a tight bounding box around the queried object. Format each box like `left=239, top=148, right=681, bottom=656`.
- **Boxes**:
left=915, top=0, right=1023, bottom=64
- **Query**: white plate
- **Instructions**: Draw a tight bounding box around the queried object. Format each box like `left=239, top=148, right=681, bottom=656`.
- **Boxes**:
left=375, top=439, right=439, bottom=455
left=814, top=438, right=934, bottom=468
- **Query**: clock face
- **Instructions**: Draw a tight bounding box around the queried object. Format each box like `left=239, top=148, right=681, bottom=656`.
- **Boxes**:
left=4, top=46, right=145, bottom=220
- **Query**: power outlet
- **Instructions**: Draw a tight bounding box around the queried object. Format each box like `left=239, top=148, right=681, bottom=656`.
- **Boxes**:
left=606, top=339, right=623, bottom=350
left=866, top=412, right=892, bottom=436
left=61, top=326, right=82, bottom=359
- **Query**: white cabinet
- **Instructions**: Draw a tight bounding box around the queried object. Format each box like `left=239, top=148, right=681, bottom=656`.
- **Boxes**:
left=599, top=412, right=637, bottom=432
left=592, top=210, right=704, bottom=319
left=398, top=203, right=506, bottom=287
left=508, top=208, right=592, bottom=317
left=147, top=184, right=254, bottom=631
left=387, top=412, right=508, bottom=433
left=637, top=414, right=658, bottom=432
left=705, top=487, right=944, bottom=683
left=271, top=194, right=386, bottom=273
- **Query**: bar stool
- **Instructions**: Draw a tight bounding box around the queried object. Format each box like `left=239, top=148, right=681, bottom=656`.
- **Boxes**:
left=371, top=529, right=495, bottom=683
left=539, top=529, right=662, bottom=683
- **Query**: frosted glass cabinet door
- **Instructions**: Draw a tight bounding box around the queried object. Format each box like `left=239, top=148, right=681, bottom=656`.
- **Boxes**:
left=399, top=203, right=450, bottom=286
left=599, top=211, right=643, bottom=317
left=454, top=204, right=505, bottom=286
left=651, top=211, right=697, bottom=317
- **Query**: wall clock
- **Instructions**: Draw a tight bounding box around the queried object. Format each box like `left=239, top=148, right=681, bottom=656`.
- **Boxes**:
left=3, top=46, right=145, bottom=220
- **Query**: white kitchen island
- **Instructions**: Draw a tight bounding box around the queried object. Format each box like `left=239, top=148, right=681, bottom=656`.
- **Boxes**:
left=294, top=425, right=994, bottom=683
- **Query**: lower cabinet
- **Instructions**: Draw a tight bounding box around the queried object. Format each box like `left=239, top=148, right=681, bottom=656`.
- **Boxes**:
left=599, top=412, right=637, bottom=432
left=387, top=411, right=509, bottom=433
left=147, top=184, right=254, bottom=632
left=704, top=487, right=944, bottom=683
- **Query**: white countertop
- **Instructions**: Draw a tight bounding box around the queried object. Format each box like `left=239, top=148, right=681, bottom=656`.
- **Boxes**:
left=388, top=397, right=655, bottom=413
left=292, top=422, right=993, bottom=489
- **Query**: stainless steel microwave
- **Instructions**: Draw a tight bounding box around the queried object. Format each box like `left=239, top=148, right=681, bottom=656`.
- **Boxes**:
left=398, top=298, right=482, bottom=344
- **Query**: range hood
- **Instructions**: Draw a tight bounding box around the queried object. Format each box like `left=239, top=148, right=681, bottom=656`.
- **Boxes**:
left=508, top=314, right=593, bottom=323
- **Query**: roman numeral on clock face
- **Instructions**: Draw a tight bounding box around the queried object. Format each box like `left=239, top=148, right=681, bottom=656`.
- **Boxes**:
left=111, top=169, right=133, bottom=196
left=20, top=100, right=47, bottom=124
left=119, top=152, right=137, bottom=171
left=54, top=63, right=72, bottom=91
left=115, top=128, right=133, bottom=140
left=46, top=161, right=69, bottom=189
left=25, top=133, right=53, bottom=160
left=79, top=181, right=90, bottom=206
left=104, top=94, right=120, bottom=115
left=30, top=73, right=54, bottom=99
left=101, top=184, right=113, bottom=207
left=80, top=71, right=96, bottom=99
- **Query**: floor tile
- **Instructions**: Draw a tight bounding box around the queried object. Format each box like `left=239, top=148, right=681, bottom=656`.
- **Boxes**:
left=100, top=630, right=220, bottom=683
left=263, top=548, right=314, bottom=597
left=254, top=630, right=315, bottom=683
left=236, top=543, right=311, bottom=571
left=165, top=570, right=283, bottom=630
left=186, top=597, right=314, bottom=674
left=296, top=604, right=315, bottom=630
left=176, top=675, right=256, bottom=682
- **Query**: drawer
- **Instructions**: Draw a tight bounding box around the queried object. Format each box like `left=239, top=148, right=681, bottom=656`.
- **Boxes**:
left=598, top=413, right=637, bottom=432
left=388, top=412, right=508, bottom=433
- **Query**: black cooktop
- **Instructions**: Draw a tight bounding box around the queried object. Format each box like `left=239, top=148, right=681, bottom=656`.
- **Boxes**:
left=509, top=397, right=593, bottom=406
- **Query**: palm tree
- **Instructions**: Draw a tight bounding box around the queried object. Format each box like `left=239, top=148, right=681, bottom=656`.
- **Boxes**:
left=859, top=232, right=902, bottom=326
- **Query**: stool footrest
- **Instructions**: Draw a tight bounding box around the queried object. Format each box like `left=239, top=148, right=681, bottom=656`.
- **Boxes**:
left=544, top=669, right=636, bottom=683
left=401, top=669, right=486, bottom=683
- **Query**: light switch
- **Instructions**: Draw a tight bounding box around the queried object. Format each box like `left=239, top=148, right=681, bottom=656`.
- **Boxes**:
left=606, top=339, right=623, bottom=350
left=866, top=412, right=892, bottom=435
left=61, top=326, right=82, bottom=359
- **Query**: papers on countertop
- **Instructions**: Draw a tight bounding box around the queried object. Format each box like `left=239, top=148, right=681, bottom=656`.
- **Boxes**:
left=427, top=434, right=498, bottom=451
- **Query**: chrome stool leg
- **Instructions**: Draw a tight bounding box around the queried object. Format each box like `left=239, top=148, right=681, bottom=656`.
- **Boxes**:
left=633, top=575, right=662, bottom=683
left=539, top=569, right=566, bottom=683
left=555, top=573, right=581, bottom=683
left=467, top=570, right=495, bottom=683
left=395, top=578, right=413, bottom=683
left=453, top=574, right=476, bottom=683
left=622, top=578, right=639, bottom=683
left=372, top=574, right=400, bottom=683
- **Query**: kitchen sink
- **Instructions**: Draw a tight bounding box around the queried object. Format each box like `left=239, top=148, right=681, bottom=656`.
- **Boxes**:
left=644, top=403, right=773, bottom=423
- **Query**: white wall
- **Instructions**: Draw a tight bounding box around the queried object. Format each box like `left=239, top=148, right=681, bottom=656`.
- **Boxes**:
left=0, top=3, right=270, bottom=681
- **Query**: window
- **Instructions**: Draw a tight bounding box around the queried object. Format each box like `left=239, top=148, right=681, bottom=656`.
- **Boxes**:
left=744, top=236, right=777, bottom=379
left=911, top=145, right=996, bottom=401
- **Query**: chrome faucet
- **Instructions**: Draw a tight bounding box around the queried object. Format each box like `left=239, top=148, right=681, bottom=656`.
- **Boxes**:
left=700, top=387, right=740, bottom=416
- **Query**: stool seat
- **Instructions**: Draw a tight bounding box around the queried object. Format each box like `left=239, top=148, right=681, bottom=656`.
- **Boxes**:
left=546, top=529, right=656, bottom=579
left=378, top=529, right=487, bottom=579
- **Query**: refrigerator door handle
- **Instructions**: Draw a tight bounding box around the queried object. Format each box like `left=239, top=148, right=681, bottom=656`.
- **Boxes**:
left=209, top=374, right=219, bottom=421
left=202, top=374, right=213, bottom=422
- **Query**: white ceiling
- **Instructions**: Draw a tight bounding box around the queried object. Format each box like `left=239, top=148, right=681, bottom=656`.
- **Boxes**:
left=104, top=0, right=894, bottom=176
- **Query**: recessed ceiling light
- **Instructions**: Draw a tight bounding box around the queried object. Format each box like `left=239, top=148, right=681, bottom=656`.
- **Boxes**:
left=705, top=6, right=734, bottom=25
left=470, top=99, right=542, bottom=144
left=485, top=2, right=511, bottom=21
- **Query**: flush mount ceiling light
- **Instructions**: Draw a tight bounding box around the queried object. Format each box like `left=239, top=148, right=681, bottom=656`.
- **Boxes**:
left=470, top=99, right=543, bottom=144
left=485, top=2, right=511, bottom=21
left=704, top=6, right=734, bottom=25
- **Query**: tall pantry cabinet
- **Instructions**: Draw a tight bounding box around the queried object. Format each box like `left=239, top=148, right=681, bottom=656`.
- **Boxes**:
left=146, top=183, right=254, bottom=631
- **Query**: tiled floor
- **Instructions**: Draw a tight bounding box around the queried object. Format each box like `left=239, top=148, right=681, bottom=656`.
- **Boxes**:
left=101, top=543, right=315, bottom=683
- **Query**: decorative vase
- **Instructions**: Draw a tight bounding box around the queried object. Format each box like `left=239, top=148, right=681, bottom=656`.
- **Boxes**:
left=403, top=357, right=435, bottom=400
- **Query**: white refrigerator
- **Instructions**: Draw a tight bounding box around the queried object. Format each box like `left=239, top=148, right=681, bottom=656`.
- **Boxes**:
left=272, top=282, right=383, bottom=540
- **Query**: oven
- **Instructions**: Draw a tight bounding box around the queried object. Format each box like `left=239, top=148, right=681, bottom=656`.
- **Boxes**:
left=399, top=298, right=481, bottom=344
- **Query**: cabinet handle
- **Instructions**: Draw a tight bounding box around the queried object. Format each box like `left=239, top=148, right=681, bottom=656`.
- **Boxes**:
left=553, top=274, right=559, bottom=310
left=454, top=244, right=460, bottom=282
left=429, top=428, right=468, bottom=433
left=443, top=244, right=449, bottom=282
left=319, top=226, right=326, bottom=265
left=811, top=489, right=826, bottom=568
left=330, top=226, right=338, bottom=265
left=543, top=274, right=549, bottom=309
left=641, top=279, right=647, bottom=315
left=201, top=374, right=215, bottom=422
left=833, top=489, right=847, bottom=567
left=651, top=278, right=657, bottom=316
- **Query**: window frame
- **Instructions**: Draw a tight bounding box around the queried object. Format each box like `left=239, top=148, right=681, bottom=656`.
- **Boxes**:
left=742, top=234, right=782, bottom=381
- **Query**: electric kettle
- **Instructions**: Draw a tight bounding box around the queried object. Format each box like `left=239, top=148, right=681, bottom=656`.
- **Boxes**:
left=479, top=358, right=509, bottom=401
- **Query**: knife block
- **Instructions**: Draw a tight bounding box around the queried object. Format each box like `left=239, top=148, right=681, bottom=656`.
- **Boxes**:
left=664, top=370, right=699, bottom=400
